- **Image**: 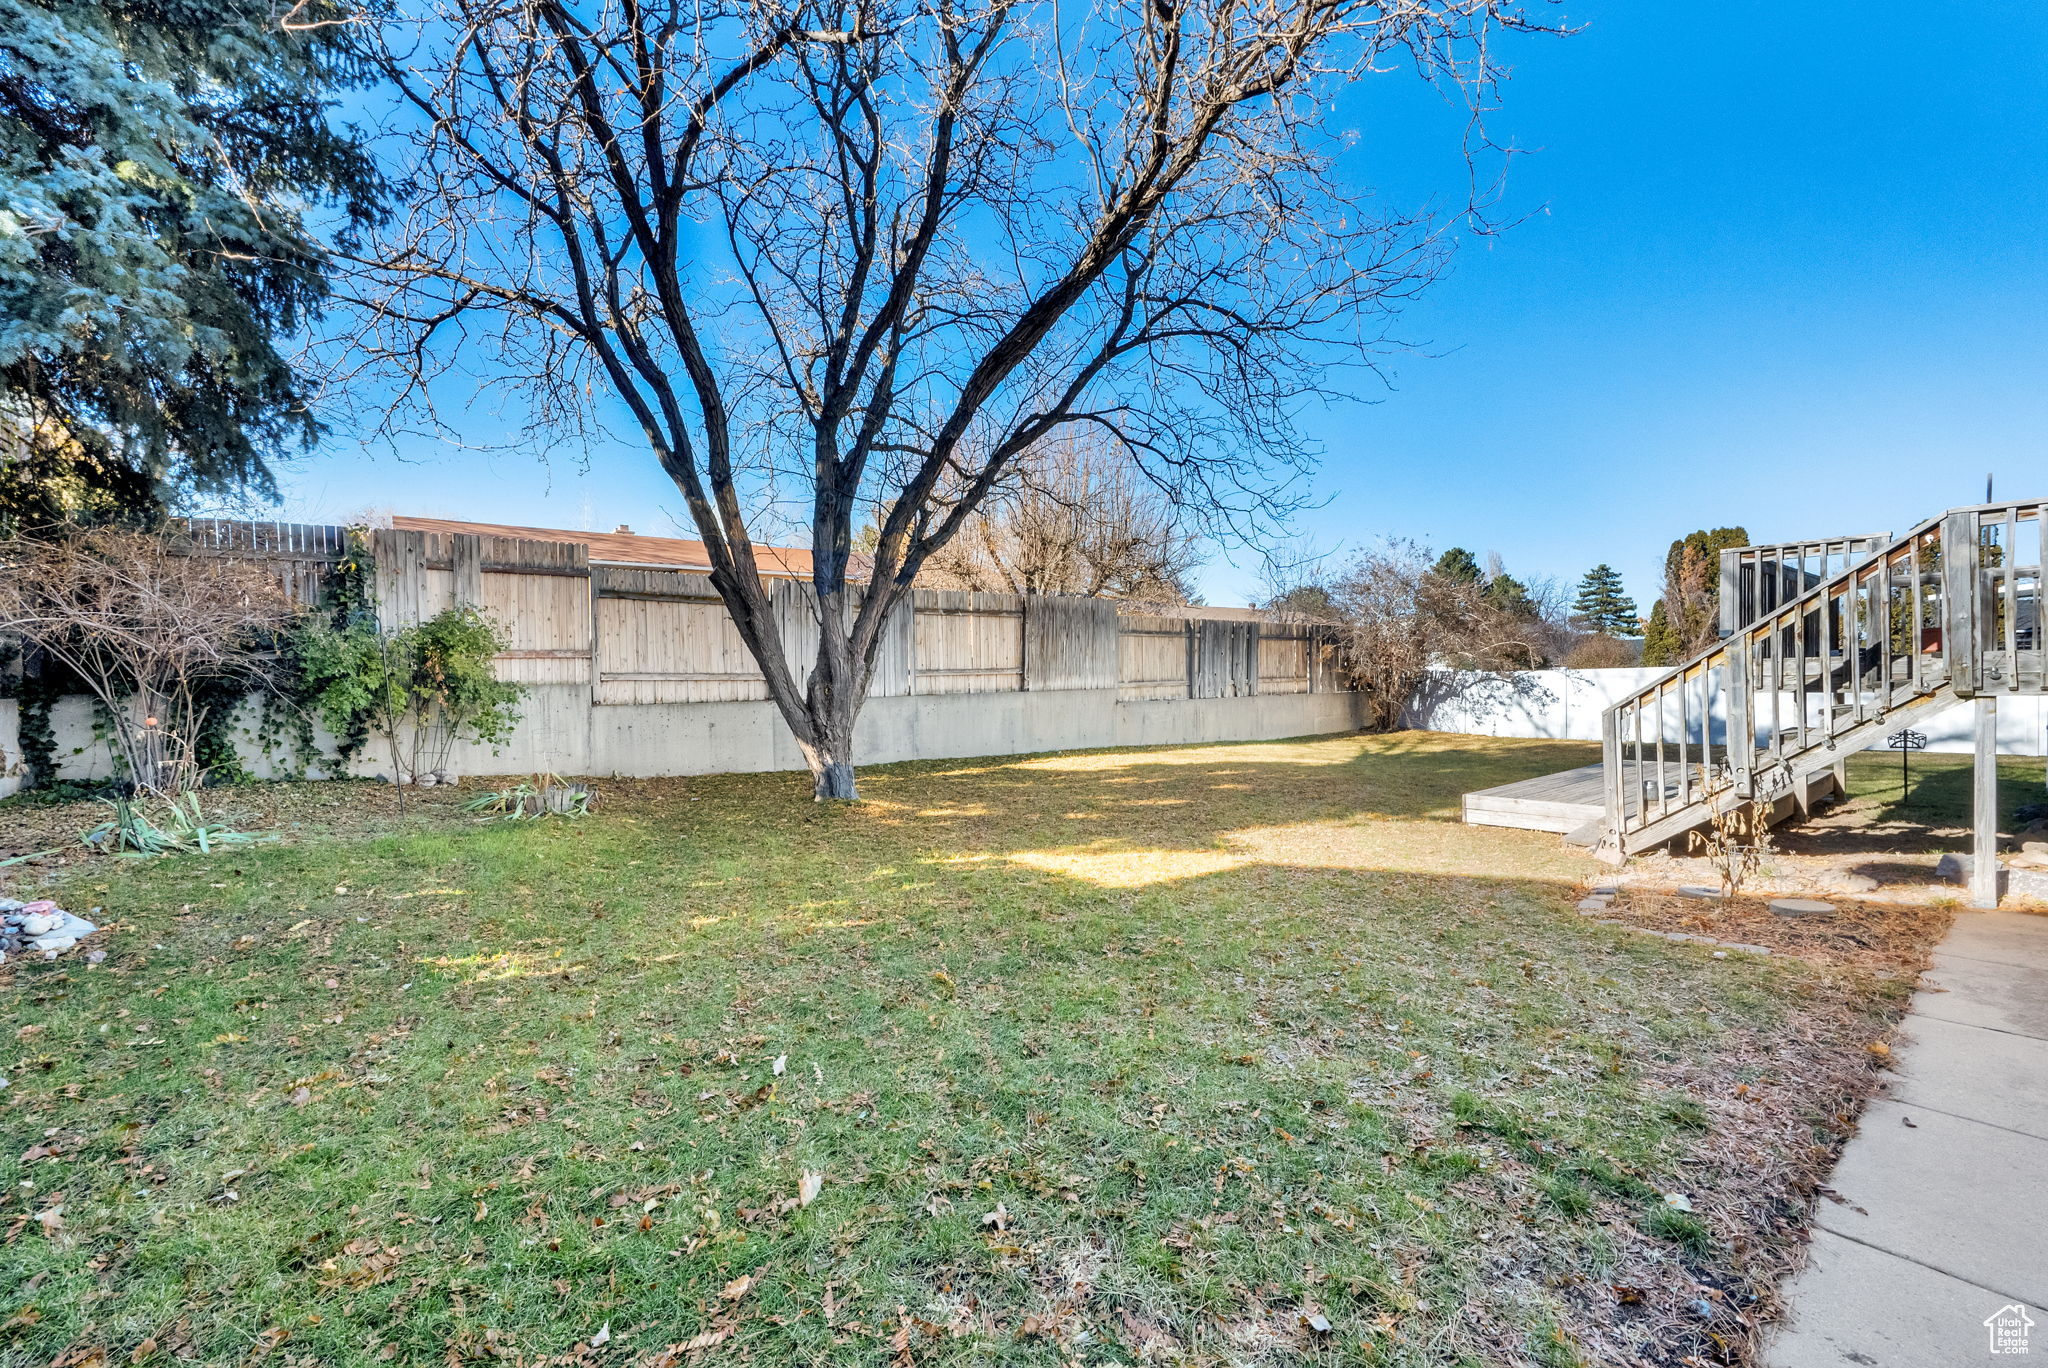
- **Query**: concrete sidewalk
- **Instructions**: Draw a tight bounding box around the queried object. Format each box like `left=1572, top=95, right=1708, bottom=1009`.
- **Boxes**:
left=1768, top=909, right=2048, bottom=1366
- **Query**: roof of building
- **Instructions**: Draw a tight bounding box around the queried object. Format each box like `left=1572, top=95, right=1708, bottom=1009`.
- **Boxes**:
left=389, top=516, right=822, bottom=579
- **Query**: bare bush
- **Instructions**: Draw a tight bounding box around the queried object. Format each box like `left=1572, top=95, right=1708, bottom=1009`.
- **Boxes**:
left=1314, top=540, right=1559, bottom=728
left=0, top=529, right=299, bottom=794
left=1563, top=632, right=1640, bottom=669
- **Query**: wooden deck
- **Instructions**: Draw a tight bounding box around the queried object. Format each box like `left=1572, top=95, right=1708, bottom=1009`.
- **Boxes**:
left=1462, top=762, right=1681, bottom=835
left=1464, top=760, right=1844, bottom=841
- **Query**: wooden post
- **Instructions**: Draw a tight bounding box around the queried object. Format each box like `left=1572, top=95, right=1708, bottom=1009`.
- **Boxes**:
left=1942, top=510, right=1980, bottom=696
left=1974, top=695, right=2001, bottom=909
left=1726, top=637, right=1754, bottom=798
left=451, top=534, right=484, bottom=608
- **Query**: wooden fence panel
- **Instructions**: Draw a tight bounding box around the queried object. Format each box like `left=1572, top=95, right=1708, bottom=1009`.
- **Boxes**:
left=1257, top=628, right=1310, bottom=695
left=1025, top=595, right=1120, bottom=692
left=1118, top=615, right=1189, bottom=701
left=1193, top=620, right=1258, bottom=699
left=175, top=517, right=346, bottom=606
left=178, top=519, right=1346, bottom=716
left=482, top=570, right=592, bottom=685
left=913, top=590, right=1024, bottom=694
left=594, top=568, right=767, bottom=704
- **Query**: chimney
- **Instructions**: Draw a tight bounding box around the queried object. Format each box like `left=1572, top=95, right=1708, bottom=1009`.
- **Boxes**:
left=613, top=525, right=634, bottom=535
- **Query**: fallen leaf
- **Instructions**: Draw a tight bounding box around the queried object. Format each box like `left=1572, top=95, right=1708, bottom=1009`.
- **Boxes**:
left=590, top=1323, right=610, bottom=1347
left=797, top=1171, right=823, bottom=1208
left=720, top=1275, right=754, bottom=1301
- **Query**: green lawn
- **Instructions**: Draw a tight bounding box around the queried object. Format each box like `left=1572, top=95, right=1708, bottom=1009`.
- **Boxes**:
left=1, top=734, right=1907, bottom=1366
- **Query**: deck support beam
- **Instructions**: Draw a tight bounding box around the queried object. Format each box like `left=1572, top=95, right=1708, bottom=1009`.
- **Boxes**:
left=1974, top=696, right=2001, bottom=909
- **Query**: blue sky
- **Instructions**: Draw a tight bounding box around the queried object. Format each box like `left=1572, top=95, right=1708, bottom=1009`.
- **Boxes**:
left=273, top=0, right=2048, bottom=612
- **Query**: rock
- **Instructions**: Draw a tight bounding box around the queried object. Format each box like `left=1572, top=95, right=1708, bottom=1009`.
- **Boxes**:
left=1576, top=898, right=1612, bottom=914
left=1677, top=885, right=1727, bottom=900
left=29, top=935, right=76, bottom=953
left=50, top=912, right=96, bottom=939
left=415, top=772, right=439, bottom=788
left=17, top=913, right=59, bottom=938
left=85, top=948, right=106, bottom=964
left=20, top=899, right=57, bottom=914
left=2010, top=850, right=2048, bottom=871
left=1934, top=853, right=1968, bottom=882
left=0, top=898, right=23, bottom=913
left=1821, top=871, right=1880, bottom=893
left=1770, top=898, right=1835, bottom=917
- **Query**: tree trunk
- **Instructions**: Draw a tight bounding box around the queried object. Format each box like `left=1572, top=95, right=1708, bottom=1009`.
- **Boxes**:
left=799, top=723, right=859, bottom=801
left=799, top=689, right=861, bottom=801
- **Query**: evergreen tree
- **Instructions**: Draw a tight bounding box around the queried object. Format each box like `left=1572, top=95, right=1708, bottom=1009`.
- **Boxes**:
left=1481, top=571, right=1538, bottom=620
left=1640, top=598, right=1679, bottom=665
left=1, top=0, right=384, bottom=517
left=1431, top=547, right=1483, bottom=583
left=1571, top=563, right=1639, bottom=637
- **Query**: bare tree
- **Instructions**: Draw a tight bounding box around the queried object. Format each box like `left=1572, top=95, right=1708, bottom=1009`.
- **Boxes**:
left=916, top=434, right=1201, bottom=599
left=0, top=530, right=300, bottom=794
left=348, top=0, right=1541, bottom=797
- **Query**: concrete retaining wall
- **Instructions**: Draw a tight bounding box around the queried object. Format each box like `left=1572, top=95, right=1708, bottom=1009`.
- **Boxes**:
left=0, top=687, right=1369, bottom=796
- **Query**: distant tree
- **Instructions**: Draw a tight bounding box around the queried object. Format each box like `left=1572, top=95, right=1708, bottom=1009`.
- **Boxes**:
left=1640, top=598, right=1678, bottom=666
left=1570, top=564, right=1639, bottom=637
left=1641, top=527, right=1747, bottom=666
left=1262, top=584, right=1339, bottom=619
left=1305, top=541, right=1561, bottom=727
left=916, top=437, right=1202, bottom=600
left=0, top=0, right=383, bottom=515
left=1432, top=547, right=1484, bottom=584
left=1482, top=571, right=1538, bottom=620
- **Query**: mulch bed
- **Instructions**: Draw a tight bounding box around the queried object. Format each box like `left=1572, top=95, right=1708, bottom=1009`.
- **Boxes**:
left=1592, top=886, right=1955, bottom=977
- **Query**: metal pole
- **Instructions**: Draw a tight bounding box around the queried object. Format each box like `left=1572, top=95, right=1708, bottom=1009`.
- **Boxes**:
left=1973, top=696, right=2000, bottom=909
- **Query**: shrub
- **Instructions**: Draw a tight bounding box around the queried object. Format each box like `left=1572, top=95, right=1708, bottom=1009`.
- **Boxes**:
left=294, top=606, right=522, bottom=805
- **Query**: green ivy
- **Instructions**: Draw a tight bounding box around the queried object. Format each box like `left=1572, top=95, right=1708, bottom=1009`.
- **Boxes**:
left=192, top=675, right=256, bottom=785
left=17, top=670, right=62, bottom=790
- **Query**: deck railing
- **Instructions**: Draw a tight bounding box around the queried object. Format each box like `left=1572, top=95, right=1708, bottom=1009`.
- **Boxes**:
left=1603, top=500, right=2047, bottom=853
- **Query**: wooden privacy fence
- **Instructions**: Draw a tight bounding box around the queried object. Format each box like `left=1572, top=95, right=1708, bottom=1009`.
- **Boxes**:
left=175, top=520, right=1347, bottom=706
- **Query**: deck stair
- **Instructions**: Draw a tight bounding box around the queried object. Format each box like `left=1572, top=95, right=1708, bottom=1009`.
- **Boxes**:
left=1597, top=500, right=2046, bottom=859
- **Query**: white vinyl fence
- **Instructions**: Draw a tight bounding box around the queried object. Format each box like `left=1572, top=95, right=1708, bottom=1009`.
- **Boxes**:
left=1406, top=667, right=2048, bottom=758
